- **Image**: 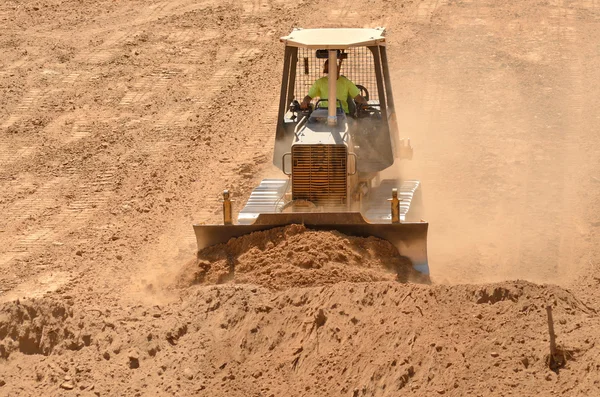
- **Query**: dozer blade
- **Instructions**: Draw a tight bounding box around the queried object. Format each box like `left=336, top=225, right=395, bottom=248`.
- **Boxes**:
left=194, top=212, right=429, bottom=277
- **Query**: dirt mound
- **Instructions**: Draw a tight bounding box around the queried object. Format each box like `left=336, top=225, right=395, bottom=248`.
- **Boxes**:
left=0, top=282, right=598, bottom=396
left=182, top=225, right=426, bottom=289
left=0, top=298, right=90, bottom=359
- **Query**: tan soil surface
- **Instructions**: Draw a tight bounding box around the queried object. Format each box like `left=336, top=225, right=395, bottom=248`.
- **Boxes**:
left=1, top=0, right=600, bottom=396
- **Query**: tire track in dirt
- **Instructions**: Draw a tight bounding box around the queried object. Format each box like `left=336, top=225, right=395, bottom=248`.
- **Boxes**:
left=0, top=177, right=68, bottom=229
left=0, top=70, right=92, bottom=167
left=0, top=177, right=71, bottom=272
left=64, top=121, right=92, bottom=144
left=174, top=29, right=221, bottom=63
left=188, top=47, right=262, bottom=104
left=242, top=0, right=271, bottom=16
left=139, top=46, right=262, bottom=131
left=119, top=68, right=185, bottom=106
left=0, top=143, right=34, bottom=168
left=0, top=167, right=119, bottom=293
left=118, top=29, right=277, bottom=293
left=51, top=7, right=269, bottom=286
left=61, top=72, right=81, bottom=85
left=0, top=89, right=46, bottom=129
left=2, top=169, right=118, bottom=250
left=416, top=0, right=448, bottom=23
left=325, top=0, right=362, bottom=27
left=74, top=1, right=209, bottom=64
left=236, top=23, right=276, bottom=43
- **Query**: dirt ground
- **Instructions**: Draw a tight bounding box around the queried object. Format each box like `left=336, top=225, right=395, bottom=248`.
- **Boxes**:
left=1, top=0, right=600, bottom=395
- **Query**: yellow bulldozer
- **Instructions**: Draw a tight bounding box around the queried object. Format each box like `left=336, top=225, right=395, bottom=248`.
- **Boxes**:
left=194, top=27, right=429, bottom=278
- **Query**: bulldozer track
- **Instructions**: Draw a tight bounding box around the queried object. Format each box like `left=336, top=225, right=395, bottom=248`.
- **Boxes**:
left=140, top=141, right=187, bottom=156
left=134, top=0, right=213, bottom=26
left=0, top=177, right=69, bottom=226
left=72, top=1, right=206, bottom=65
left=7, top=2, right=273, bottom=269
left=168, top=28, right=220, bottom=44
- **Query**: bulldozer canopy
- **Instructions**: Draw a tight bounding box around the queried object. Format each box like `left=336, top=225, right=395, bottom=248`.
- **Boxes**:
left=280, top=28, right=386, bottom=49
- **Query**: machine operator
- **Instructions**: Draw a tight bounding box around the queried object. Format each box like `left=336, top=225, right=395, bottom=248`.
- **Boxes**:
left=300, top=59, right=367, bottom=115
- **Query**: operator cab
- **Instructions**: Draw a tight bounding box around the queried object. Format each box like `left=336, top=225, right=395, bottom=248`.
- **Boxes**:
left=274, top=27, right=407, bottom=175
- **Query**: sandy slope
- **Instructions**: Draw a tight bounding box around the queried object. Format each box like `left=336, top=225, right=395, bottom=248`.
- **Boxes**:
left=1, top=0, right=599, bottom=395
left=2, top=280, right=599, bottom=396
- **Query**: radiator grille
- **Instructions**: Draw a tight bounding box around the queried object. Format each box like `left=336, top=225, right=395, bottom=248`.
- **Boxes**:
left=292, top=145, right=347, bottom=204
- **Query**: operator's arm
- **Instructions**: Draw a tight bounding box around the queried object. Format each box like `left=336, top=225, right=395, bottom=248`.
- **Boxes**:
left=346, top=77, right=366, bottom=106
left=354, top=94, right=367, bottom=105
left=301, top=79, right=322, bottom=110
left=300, top=95, right=312, bottom=110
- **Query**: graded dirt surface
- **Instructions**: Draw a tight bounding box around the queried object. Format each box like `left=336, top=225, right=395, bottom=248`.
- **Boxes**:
left=1, top=0, right=600, bottom=396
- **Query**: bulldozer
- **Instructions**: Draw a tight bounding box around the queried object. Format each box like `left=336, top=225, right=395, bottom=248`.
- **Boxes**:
left=193, top=27, right=429, bottom=278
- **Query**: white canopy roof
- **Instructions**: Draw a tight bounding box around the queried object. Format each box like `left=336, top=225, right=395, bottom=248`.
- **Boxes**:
left=280, top=27, right=386, bottom=49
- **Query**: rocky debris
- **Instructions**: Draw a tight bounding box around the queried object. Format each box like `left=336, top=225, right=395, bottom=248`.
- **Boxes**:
left=128, top=350, right=140, bottom=369
left=0, top=298, right=82, bottom=358
left=183, top=367, right=194, bottom=380
left=60, top=381, right=74, bottom=390
left=315, top=309, right=327, bottom=328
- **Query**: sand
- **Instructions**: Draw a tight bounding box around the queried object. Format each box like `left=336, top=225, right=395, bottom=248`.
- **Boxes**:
left=1, top=0, right=600, bottom=395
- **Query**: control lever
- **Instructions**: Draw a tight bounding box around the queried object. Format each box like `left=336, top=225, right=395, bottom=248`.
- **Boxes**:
left=289, top=100, right=312, bottom=117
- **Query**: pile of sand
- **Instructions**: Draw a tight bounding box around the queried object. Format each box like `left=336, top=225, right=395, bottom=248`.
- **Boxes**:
left=181, top=225, right=426, bottom=289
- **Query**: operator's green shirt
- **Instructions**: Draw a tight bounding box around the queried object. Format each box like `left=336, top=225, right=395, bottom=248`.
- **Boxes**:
left=308, top=75, right=361, bottom=114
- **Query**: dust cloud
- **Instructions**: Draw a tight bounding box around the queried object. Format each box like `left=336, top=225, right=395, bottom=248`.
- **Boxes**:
left=389, top=20, right=598, bottom=284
